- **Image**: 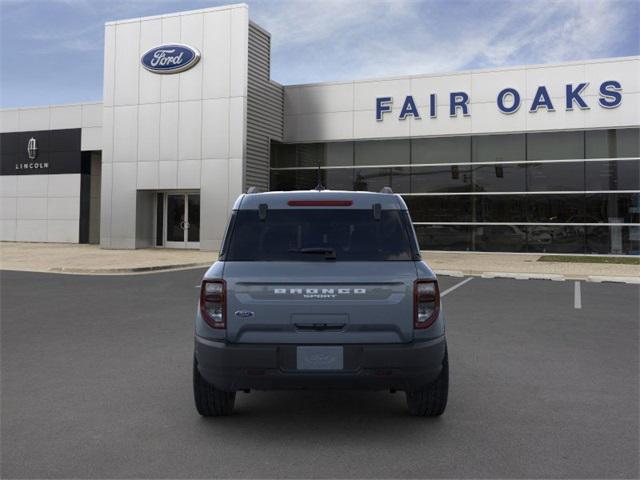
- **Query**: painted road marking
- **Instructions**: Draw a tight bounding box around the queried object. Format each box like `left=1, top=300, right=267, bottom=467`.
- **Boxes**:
left=574, top=281, right=582, bottom=309
left=441, top=277, right=473, bottom=297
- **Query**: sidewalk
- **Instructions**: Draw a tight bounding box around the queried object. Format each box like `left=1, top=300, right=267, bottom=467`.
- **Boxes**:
left=1, top=242, right=638, bottom=282
left=0, top=242, right=215, bottom=274
left=421, top=251, right=640, bottom=283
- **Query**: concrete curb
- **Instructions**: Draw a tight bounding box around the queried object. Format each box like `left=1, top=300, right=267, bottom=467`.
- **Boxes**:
left=48, top=262, right=211, bottom=274
left=434, top=270, right=640, bottom=284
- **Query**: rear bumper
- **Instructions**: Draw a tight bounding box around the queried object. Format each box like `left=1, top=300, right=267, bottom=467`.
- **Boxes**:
left=194, top=336, right=446, bottom=391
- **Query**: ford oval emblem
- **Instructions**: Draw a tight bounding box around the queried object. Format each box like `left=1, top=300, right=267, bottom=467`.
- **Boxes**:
left=234, top=310, right=255, bottom=318
left=141, top=44, right=201, bottom=74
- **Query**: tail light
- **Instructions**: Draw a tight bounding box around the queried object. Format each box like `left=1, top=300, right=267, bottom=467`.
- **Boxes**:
left=414, top=280, right=440, bottom=329
left=200, top=279, right=226, bottom=329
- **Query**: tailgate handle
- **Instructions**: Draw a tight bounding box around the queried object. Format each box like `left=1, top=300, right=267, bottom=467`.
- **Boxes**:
left=295, top=323, right=345, bottom=332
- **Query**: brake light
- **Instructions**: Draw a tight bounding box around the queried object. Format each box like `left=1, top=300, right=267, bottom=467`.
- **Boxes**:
left=287, top=200, right=353, bottom=206
left=414, top=280, right=440, bottom=329
left=200, top=279, right=226, bottom=329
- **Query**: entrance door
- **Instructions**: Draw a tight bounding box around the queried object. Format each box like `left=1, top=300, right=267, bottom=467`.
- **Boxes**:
left=164, top=193, right=200, bottom=249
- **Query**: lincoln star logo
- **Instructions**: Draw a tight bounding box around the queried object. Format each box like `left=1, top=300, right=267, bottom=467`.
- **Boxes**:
left=274, top=288, right=367, bottom=299
left=27, top=137, right=38, bottom=160
left=141, top=44, right=200, bottom=74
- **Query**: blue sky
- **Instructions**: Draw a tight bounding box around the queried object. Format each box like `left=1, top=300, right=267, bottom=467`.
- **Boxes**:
left=1, top=0, right=638, bottom=108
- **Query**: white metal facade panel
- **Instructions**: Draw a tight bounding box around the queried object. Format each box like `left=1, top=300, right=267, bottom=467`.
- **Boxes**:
left=0, top=173, right=80, bottom=243
left=284, top=57, right=640, bottom=142
left=99, top=4, right=249, bottom=250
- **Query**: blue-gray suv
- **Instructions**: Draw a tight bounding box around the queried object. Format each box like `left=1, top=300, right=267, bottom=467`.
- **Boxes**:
left=193, top=190, right=448, bottom=416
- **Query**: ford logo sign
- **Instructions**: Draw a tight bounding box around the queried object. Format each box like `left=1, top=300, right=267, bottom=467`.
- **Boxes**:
left=141, top=44, right=200, bottom=74
left=234, top=310, right=255, bottom=318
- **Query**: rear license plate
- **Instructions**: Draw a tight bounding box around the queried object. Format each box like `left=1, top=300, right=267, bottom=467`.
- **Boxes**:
left=296, top=346, right=343, bottom=370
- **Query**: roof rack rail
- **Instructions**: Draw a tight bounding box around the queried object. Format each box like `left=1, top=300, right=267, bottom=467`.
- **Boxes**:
left=380, top=186, right=393, bottom=194
left=246, top=186, right=260, bottom=194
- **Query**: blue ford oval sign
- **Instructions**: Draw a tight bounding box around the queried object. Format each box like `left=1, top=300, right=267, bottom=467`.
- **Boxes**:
left=141, top=44, right=200, bottom=74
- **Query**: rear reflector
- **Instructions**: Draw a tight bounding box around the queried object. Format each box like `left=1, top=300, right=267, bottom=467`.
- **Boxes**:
left=287, top=200, right=353, bottom=207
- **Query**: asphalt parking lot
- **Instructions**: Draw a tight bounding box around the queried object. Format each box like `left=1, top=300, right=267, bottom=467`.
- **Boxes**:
left=1, top=268, right=638, bottom=479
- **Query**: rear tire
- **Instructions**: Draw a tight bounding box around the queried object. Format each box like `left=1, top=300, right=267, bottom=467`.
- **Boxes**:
left=193, top=358, right=236, bottom=416
left=406, top=347, right=448, bottom=417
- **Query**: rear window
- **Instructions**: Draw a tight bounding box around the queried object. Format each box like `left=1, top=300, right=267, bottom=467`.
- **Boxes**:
left=222, top=209, right=418, bottom=261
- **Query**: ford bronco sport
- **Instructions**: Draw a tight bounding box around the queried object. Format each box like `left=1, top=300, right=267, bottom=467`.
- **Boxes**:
left=193, top=189, right=448, bottom=416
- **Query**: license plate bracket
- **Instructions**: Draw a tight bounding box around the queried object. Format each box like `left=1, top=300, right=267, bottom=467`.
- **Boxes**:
left=296, top=346, right=344, bottom=371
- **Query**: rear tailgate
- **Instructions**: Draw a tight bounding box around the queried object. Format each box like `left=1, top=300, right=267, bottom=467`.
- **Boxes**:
left=223, top=261, right=417, bottom=344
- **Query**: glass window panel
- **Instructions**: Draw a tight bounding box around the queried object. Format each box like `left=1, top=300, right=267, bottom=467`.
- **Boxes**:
left=526, top=226, right=585, bottom=253
left=472, top=164, right=526, bottom=192
left=527, top=131, right=584, bottom=160
left=476, top=194, right=527, bottom=223
left=270, top=142, right=297, bottom=168
left=412, top=137, right=470, bottom=164
left=353, top=167, right=410, bottom=192
left=414, top=225, right=472, bottom=251
left=187, top=194, right=200, bottom=242
left=585, top=128, right=640, bottom=158
left=585, top=160, right=640, bottom=191
left=325, top=142, right=354, bottom=166
left=411, top=165, right=473, bottom=193
left=585, top=192, right=640, bottom=223
left=354, top=139, right=409, bottom=166
left=403, top=195, right=473, bottom=222
left=587, top=226, right=640, bottom=255
left=166, top=194, right=185, bottom=242
left=526, top=194, right=585, bottom=223
left=270, top=170, right=317, bottom=191
left=296, top=144, right=325, bottom=168
left=472, top=134, right=525, bottom=162
left=324, top=168, right=354, bottom=191
left=526, top=161, right=585, bottom=191
left=472, top=225, right=528, bottom=252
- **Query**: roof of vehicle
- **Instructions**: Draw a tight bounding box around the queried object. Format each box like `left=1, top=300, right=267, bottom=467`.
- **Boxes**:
left=234, top=190, right=408, bottom=210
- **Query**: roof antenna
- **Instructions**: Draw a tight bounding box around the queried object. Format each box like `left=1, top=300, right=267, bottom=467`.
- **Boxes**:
left=315, top=160, right=325, bottom=191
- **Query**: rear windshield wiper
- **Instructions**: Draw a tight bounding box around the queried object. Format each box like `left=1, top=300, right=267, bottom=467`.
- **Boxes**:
left=288, top=247, right=337, bottom=260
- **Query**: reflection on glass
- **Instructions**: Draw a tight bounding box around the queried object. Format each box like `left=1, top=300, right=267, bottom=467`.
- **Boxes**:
left=585, top=160, right=640, bottom=191
left=527, top=131, right=584, bottom=160
left=476, top=195, right=528, bottom=223
left=166, top=195, right=185, bottom=242
left=353, top=167, right=410, bottom=192
left=585, top=192, right=640, bottom=223
left=526, top=226, right=585, bottom=253
left=403, top=195, right=474, bottom=222
left=527, top=162, right=585, bottom=191
left=526, top=194, right=585, bottom=223
left=414, top=225, right=471, bottom=251
left=472, top=134, right=525, bottom=162
left=587, top=226, right=639, bottom=255
left=188, top=194, right=200, bottom=242
left=411, top=165, right=473, bottom=193
left=355, top=140, right=410, bottom=166
left=585, top=128, right=640, bottom=158
left=412, top=137, right=471, bottom=164
left=471, top=164, right=526, bottom=192
left=473, top=225, right=527, bottom=252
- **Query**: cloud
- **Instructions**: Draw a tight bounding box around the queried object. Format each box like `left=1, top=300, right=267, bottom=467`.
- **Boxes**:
left=253, top=0, right=637, bottom=84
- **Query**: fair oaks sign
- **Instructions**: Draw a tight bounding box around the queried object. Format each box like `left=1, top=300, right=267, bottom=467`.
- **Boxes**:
left=375, top=80, right=623, bottom=121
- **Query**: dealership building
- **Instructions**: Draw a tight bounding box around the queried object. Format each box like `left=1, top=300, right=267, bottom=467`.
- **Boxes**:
left=1, top=3, right=638, bottom=254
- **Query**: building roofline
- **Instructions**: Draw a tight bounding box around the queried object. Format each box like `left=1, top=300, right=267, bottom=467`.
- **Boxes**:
left=104, top=2, right=248, bottom=26
left=281, top=55, right=640, bottom=89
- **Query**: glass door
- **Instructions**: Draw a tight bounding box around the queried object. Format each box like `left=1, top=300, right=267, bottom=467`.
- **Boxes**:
left=164, top=193, right=200, bottom=249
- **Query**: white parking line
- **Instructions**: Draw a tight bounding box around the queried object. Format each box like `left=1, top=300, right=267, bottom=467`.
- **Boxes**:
left=574, top=281, right=582, bottom=309
left=441, top=277, right=473, bottom=297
